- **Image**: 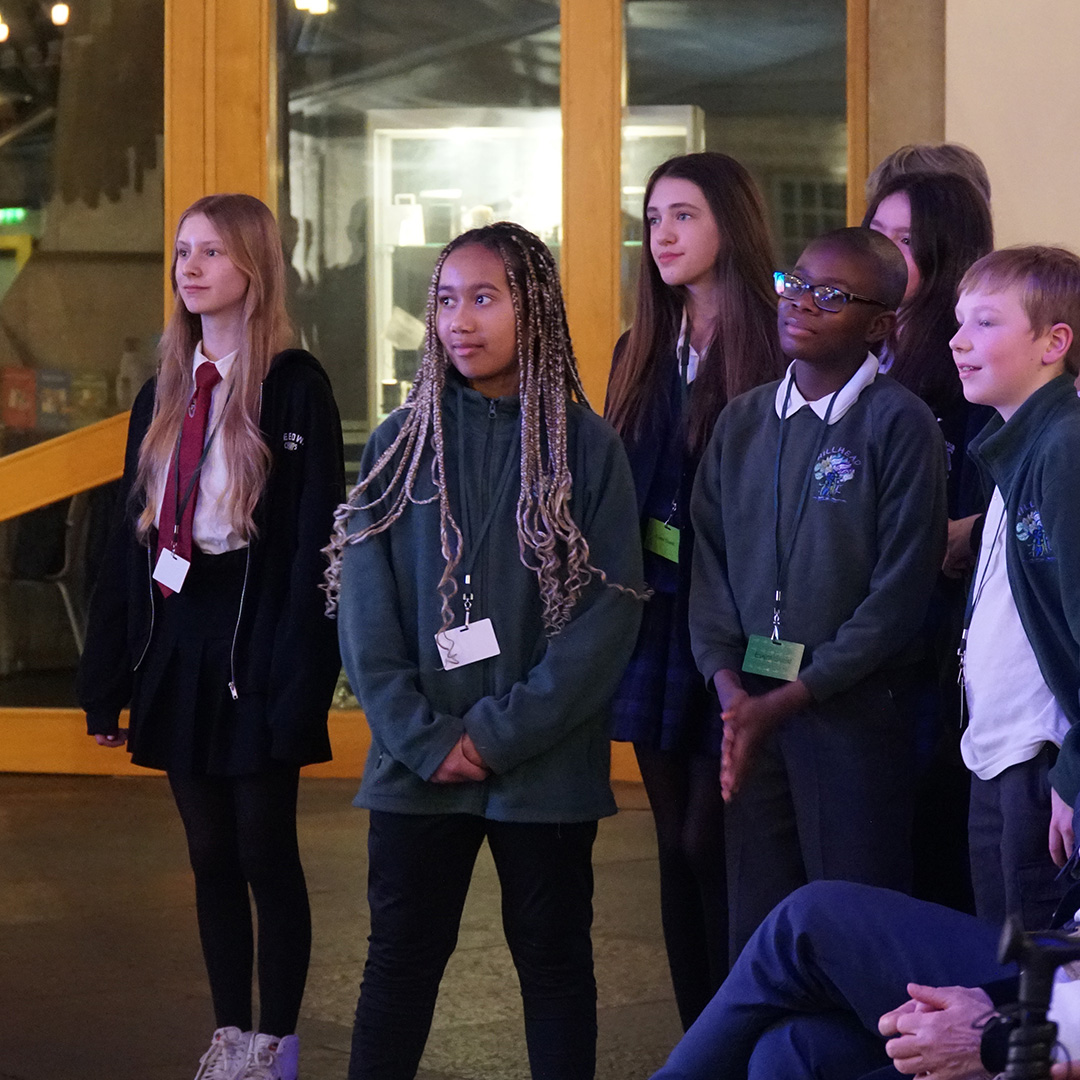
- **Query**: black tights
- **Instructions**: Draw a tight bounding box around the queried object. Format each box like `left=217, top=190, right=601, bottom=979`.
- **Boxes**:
left=635, top=744, right=727, bottom=1031
left=168, top=765, right=310, bottom=1036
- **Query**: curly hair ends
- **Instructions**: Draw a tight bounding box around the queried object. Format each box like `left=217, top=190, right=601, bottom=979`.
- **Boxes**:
left=324, top=221, right=641, bottom=633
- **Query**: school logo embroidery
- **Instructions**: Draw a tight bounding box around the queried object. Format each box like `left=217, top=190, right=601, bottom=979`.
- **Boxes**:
left=283, top=432, right=304, bottom=451
left=1016, top=503, right=1053, bottom=561
left=813, top=447, right=860, bottom=502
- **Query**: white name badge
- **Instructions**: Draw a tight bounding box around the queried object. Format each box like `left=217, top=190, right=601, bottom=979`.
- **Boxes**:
left=153, top=548, right=191, bottom=593
left=435, top=618, right=501, bottom=671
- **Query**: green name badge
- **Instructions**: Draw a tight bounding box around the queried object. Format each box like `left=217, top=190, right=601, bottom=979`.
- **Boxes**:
left=742, top=634, right=805, bottom=682
left=644, top=517, right=680, bottom=563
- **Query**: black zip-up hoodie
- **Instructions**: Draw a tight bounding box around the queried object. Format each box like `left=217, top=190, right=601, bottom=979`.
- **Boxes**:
left=77, top=349, right=344, bottom=766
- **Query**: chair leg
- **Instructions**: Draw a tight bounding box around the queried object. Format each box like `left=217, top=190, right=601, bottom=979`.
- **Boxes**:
left=54, top=582, right=85, bottom=655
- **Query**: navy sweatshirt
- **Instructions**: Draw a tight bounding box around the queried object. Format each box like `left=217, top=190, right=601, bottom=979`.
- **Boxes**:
left=690, top=372, right=947, bottom=701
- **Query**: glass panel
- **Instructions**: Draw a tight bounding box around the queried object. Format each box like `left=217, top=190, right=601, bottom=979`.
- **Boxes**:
left=0, top=480, right=120, bottom=706
left=0, top=1, right=164, bottom=459
left=278, top=0, right=560, bottom=479
left=621, top=0, right=847, bottom=318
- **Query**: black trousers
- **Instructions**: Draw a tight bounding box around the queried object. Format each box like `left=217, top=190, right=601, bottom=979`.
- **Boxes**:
left=634, top=744, right=726, bottom=1028
left=968, top=741, right=1067, bottom=930
left=349, top=811, right=599, bottom=1080
left=725, top=676, right=916, bottom=960
left=168, top=764, right=310, bottom=1036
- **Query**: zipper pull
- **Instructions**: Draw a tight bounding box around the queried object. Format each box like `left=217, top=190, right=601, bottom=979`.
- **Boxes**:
left=489, top=398, right=497, bottom=418
left=956, top=628, right=967, bottom=728
left=228, top=681, right=239, bottom=701
left=462, top=573, right=473, bottom=628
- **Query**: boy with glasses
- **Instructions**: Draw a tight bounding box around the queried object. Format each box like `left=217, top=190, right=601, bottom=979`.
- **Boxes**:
left=690, top=227, right=948, bottom=957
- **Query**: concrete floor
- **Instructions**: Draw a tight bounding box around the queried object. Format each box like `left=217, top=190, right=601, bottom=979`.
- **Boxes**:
left=0, top=775, right=682, bottom=1080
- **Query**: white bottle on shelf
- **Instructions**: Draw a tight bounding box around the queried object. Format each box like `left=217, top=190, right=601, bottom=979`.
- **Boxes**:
left=116, top=337, right=141, bottom=410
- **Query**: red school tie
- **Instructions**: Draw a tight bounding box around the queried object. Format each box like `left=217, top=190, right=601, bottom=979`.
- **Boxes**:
left=156, top=361, right=223, bottom=596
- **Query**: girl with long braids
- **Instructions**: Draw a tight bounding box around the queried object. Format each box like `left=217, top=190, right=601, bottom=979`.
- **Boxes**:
left=325, top=221, right=644, bottom=1080
left=605, top=152, right=783, bottom=1023
left=79, top=194, right=344, bottom=1080
left=865, top=170, right=994, bottom=913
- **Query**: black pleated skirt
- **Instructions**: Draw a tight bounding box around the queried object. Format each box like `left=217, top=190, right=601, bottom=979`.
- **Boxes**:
left=127, top=547, right=271, bottom=776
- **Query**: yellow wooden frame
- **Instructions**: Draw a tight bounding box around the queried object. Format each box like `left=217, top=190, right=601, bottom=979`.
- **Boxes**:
left=0, top=0, right=277, bottom=772
left=0, top=412, right=128, bottom=523
left=847, top=0, right=870, bottom=224
left=0, top=0, right=869, bottom=782
left=561, top=0, right=625, bottom=406
left=0, top=233, right=32, bottom=273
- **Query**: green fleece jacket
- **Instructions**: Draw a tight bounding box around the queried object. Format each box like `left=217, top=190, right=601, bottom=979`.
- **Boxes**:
left=966, top=374, right=1080, bottom=807
left=337, top=381, right=645, bottom=823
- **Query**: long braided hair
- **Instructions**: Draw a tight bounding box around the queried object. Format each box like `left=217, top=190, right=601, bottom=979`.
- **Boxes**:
left=324, top=221, right=629, bottom=633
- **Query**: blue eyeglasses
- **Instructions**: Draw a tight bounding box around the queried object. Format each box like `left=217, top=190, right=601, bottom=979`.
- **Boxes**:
left=774, top=271, right=888, bottom=314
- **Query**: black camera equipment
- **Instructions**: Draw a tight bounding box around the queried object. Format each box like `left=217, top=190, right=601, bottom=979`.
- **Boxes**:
left=997, top=916, right=1080, bottom=1079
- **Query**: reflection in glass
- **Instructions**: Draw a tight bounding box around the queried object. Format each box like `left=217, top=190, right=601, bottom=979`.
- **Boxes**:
left=0, top=0, right=164, bottom=457
left=0, top=481, right=120, bottom=706
left=621, top=0, right=848, bottom=317
left=0, top=1, right=163, bottom=705
left=279, top=0, right=560, bottom=474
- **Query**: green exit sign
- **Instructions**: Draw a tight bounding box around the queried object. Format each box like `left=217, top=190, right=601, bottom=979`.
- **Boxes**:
left=0, top=208, right=27, bottom=225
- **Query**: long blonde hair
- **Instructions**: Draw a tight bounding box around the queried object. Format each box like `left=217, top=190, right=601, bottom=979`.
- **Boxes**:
left=133, top=194, right=292, bottom=542
left=324, top=222, right=633, bottom=633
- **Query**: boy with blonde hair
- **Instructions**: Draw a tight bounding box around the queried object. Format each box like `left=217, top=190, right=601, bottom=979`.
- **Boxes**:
left=954, top=245, right=1080, bottom=929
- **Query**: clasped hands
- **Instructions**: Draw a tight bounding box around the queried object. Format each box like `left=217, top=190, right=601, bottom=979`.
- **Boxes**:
left=878, top=983, right=1080, bottom=1079
left=713, top=670, right=810, bottom=802
left=431, top=732, right=488, bottom=783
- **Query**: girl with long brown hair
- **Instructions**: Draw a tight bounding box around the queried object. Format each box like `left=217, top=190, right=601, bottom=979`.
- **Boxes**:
left=325, top=221, right=644, bottom=1080
left=606, top=152, right=783, bottom=1025
left=78, top=193, right=344, bottom=1080
left=864, top=170, right=995, bottom=914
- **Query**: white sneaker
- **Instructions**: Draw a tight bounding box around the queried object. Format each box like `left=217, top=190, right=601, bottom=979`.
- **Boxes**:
left=194, top=1027, right=253, bottom=1080
left=239, top=1032, right=299, bottom=1080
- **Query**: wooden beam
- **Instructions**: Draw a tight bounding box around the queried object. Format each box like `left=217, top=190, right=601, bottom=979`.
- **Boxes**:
left=163, top=0, right=272, bottom=284
left=0, top=413, right=128, bottom=522
left=561, top=0, right=625, bottom=408
left=0, top=707, right=644, bottom=782
left=847, top=0, right=870, bottom=225
left=209, top=0, right=273, bottom=202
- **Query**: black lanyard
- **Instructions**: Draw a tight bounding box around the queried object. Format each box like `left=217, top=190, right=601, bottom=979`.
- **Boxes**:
left=956, top=497, right=1008, bottom=704
left=666, top=319, right=694, bottom=526
left=454, top=386, right=521, bottom=618
left=677, top=324, right=692, bottom=414
left=168, top=383, right=231, bottom=551
left=771, top=376, right=838, bottom=640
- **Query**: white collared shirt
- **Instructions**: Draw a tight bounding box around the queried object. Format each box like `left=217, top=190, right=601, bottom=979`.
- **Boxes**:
left=773, top=354, right=879, bottom=425
left=152, top=343, right=247, bottom=554
left=961, top=487, right=1069, bottom=779
left=676, top=309, right=702, bottom=384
